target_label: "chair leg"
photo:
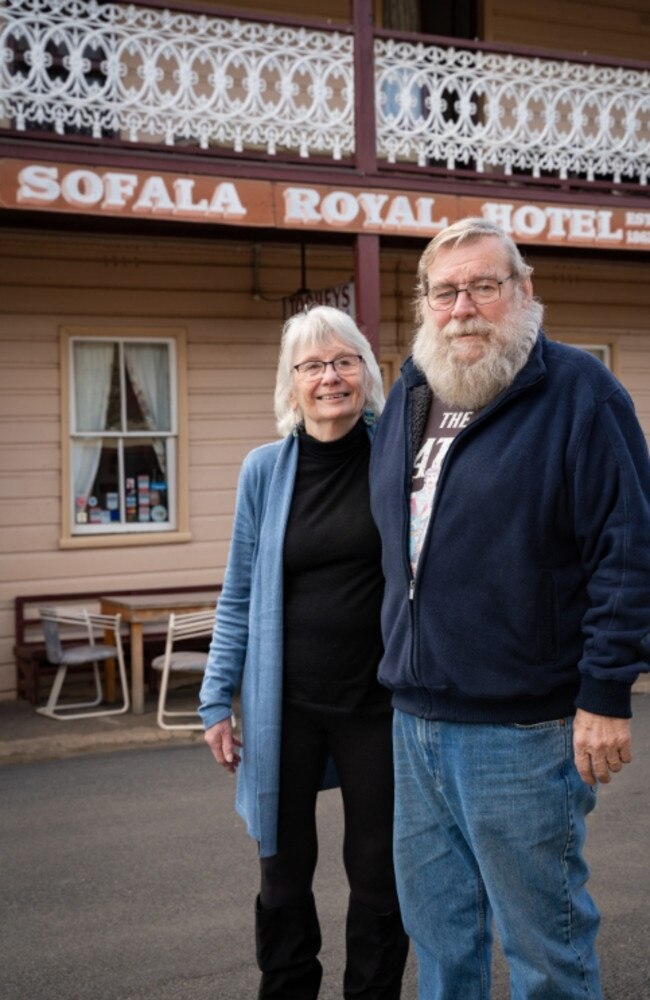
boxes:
[115,650,130,715]
[156,661,172,729]
[156,667,204,730]
[88,663,104,707]
[36,656,130,721]
[36,664,68,718]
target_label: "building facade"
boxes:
[0,0,648,698]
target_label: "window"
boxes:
[569,344,611,369]
[553,334,616,374]
[61,328,189,544]
[380,355,402,394]
[381,0,477,37]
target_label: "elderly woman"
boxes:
[199,306,408,999]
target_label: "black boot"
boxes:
[255,892,323,999]
[343,895,409,999]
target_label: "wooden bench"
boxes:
[14,585,221,705]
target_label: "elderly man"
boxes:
[369,217,650,999]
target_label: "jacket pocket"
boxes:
[536,571,559,663]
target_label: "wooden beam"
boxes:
[354,232,381,356]
[353,0,377,176]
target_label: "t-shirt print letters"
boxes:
[410,402,473,573]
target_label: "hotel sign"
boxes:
[1,158,649,251]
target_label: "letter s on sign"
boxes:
[17,165,60,204]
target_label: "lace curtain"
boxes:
[381,0,421,31]
[72,342,114,504]
[125,343,170,475]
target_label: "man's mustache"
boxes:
[442,319,495,341]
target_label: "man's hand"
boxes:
[204,716,243,774]
[573,708,632,786]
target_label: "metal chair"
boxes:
[150,609,215,730]
[37,607,130,720]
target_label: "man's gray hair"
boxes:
[274,306,385,437]
[415,217,534,324]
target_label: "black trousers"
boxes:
[260,701,398,914]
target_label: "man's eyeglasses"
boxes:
[424,275,515,311]
[293,355,364,380]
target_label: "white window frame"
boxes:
[551,329,618,375]
[380,353,402,393]
[568,343,611,368]
[60,326,190,549]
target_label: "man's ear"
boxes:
[521,275,534,300]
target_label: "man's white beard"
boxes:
[412,298,541,409]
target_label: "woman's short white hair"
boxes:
[274,306,385,437]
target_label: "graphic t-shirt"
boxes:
[409,398,475,575]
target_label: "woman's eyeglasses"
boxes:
[293,355,364,380]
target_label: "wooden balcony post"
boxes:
[353,0,377,175]
[352,0,380,357]
[354,235,381,357]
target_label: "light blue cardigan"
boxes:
[200,427,374,858]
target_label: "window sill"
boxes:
[59,531,192,550]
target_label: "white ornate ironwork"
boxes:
[1,0,648,187]
[0,0,354,158]
[376,38,649,185]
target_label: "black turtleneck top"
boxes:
[282,419,390,713]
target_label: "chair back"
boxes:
[39,607,64,664]
[168,609,217,643]
[39,606,107,663]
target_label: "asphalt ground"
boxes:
[0,685,648,999]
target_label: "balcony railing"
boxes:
[0,0,355,158]
[1,0,648,188]
[375,37,649,186]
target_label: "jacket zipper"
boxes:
[403,389,419,686]
[405,369,545,670]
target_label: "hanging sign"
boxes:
[283,281,355,319]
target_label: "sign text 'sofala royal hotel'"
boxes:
[2,160,649,250]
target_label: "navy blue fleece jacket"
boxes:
[369,333,650,724]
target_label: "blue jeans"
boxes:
[392,710,602,1000]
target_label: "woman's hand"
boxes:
[205,716,243,774]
